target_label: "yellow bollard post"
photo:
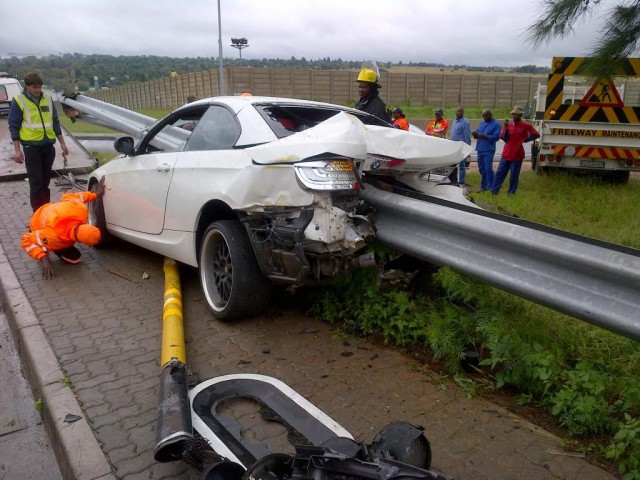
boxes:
[162,257,186,366]
[155,257,192,463]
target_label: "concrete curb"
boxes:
[0,243,115,480]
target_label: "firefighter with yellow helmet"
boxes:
[355,67,389,123]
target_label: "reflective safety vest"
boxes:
[393,117,409,131]
[21,191,98,261]
[14,92,56,142]
[425,118,449,138]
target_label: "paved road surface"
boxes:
[0,179,616,479]
[0,307,62,480]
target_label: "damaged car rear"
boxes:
[85,96,471,320]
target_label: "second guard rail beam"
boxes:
[360,186,640,341]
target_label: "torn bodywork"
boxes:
[186,374,451,480]
[242,191,376,283]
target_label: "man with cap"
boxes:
[490,106,539,195]
[355,68,389,123]
[425,108,449,138]
[21,177,105,280]
[391,107,409,130]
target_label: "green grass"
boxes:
[467,170,640,248]
[60,108,171,134]
[390,105,514,120]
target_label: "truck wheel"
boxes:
[612,171,630,184]
[87,179,113,247]
[199,220,271,321]
[531,146,539,172]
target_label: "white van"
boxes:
[0,77,22,116]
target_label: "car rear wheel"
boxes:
[87,179,112,247]
[199,220,271,321]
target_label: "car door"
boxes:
[105,107,205,234]
[163,104,246,232]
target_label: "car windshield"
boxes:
[255,103,391,139]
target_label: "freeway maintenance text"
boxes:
[551,128,640,139]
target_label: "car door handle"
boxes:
[156,164,171,173]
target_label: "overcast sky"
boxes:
[1,0,609,67]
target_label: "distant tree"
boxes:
[513,64,551,74]
[526,0,640,78]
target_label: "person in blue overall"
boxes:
[472,109,501,193]
[450,106,471,185]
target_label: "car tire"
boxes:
[199,220,271,321]
[87,180,113,248]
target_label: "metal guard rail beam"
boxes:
[53,92,156,139]
[360,186,640,341]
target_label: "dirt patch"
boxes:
[361,333,621,478]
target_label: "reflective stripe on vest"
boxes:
[15,93,56,142]
[35,231,48,252]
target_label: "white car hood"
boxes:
[249,112,368,165]
[363,126,473,172]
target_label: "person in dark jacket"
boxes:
[8,72,69,211]
[355,68,389,123]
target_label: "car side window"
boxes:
[142,108,206,154]
[184,106,240,151]
[0,86,7,101]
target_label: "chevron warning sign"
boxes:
[580,78,624,107]
[544,57,640,123]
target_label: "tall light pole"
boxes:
[217,0,225,95]
[231,38,249,66]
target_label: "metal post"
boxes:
[217,0,225,96]
[154,258,192,463]
[231,38,250,66]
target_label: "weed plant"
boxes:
[310,171,640,478]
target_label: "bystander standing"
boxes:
[472,109,501,192]
[8,72,69,212]
[391,107,409,130]
[355,68,389,123]
[425,108,448,138]
[450,106,471,185]
[491,106,539,195]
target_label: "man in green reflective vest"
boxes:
[8,72,69,211]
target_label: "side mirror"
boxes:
[524,102,533,119]
[114,136,135,155]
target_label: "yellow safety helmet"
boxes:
[357,68,378,84]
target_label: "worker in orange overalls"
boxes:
[425,108,449,138]
[21,178,104,280]
[391,107,409,131]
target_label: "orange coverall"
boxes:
[21,191,98,261]
[392,117,409,131]
[425,118,449,138]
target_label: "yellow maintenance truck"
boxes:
[527,56,640,183]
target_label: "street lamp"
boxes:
[217,0,225,95]
[231,37,249,65]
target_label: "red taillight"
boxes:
[635,160,640,167]
[539,155,546,162]
[555,156,563,162]
[387,159,405,168]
